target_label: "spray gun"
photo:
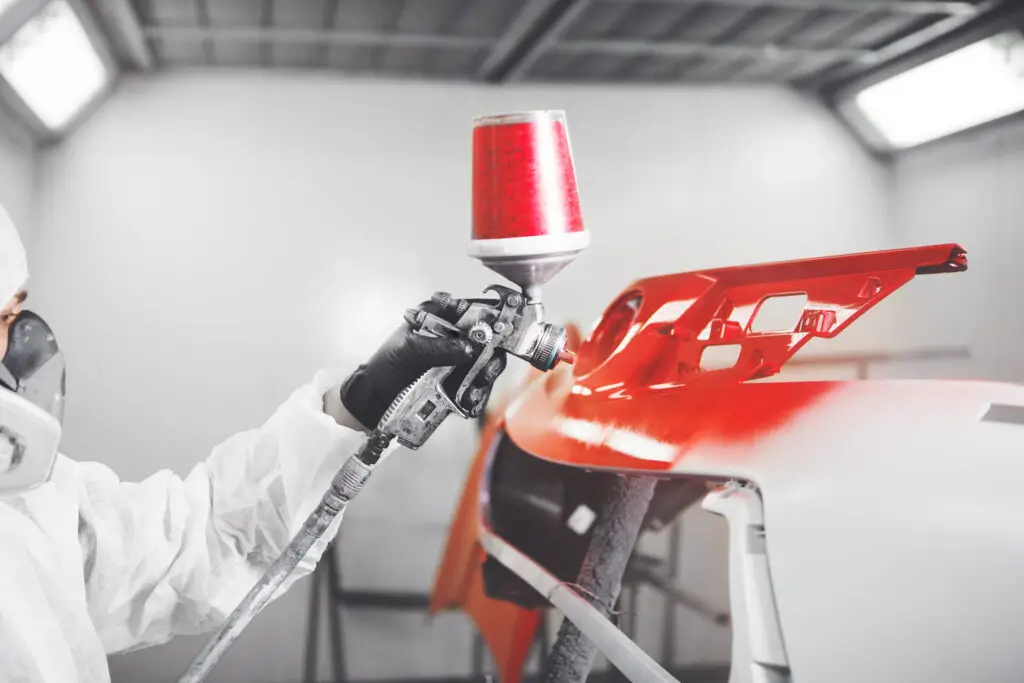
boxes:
[176,110,590,683]
[385,109,589,445]
[386,286,575,448]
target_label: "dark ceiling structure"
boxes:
[81,0,1024,99]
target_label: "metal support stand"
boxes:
[304,543,351,683]
[609,593,631,683]
[303,534,549,683]
[302,536,435,683]
[624,554,730,628]
[661,520,682,666]
[472,632,486,675]
[304,544,325,682]
[538,609,550,665]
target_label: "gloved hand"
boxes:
[336,300,507,431]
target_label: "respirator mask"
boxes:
[0,310,66,495]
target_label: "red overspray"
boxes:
[505,378,841,473]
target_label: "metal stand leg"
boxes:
[539,608,550,664]
[610,593,631,683]
[626,584,638,641]
[472,632,486,675]
[325,547,347,682]
[542,475,658,683]
[661,521,681,667]
[304,555,324,683]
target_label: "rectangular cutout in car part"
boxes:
[701,344,742,371]
[750,294,808,333]
[982,403,1024,425]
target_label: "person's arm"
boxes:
[69,299,505,654]
[70,367,363,653]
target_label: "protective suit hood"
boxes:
[0,203,29,306]
[0,202,64,495]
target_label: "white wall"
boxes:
[0,116,35,245]
[883,116,1024,383]
[30,70,893,683]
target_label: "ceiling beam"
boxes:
[0,94,39,150]
[0,67,50,143]
[476,0,592,83]
[258,0,273,68]
[800,0,1016,95]
[67,0,121,82]
[371,0,406,71]
[195,0,214,65]
[598,0,981,17]
[553,37,877,63]
[505,0,595,82]
[318,0,340,67]
[88,0,155,71]
[0,0,47,45]
[144,26,492,51]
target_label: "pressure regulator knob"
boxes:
[468,322,494,345]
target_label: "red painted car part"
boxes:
[575,243,966,385]
[506,244,967,474]
[431,244,968,682]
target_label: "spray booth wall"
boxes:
[26,71,894,683]
[882,117,1024,384]
[0,123,35,243]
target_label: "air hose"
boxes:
[176,429,395,683]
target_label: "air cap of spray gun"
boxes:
[467,111,590,298]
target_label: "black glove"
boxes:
[339,300,507,430]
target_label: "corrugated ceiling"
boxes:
[90,0,1018,93]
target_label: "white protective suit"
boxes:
[0,206,365,681]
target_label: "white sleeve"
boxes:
[67,368,365,654]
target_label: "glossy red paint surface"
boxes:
[506,244,967,472]
[471,113,584,240]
